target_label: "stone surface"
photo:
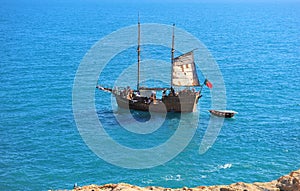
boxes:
[276,169,300,191]
[64,169,300,191]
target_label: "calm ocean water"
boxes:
[1,1,300,190]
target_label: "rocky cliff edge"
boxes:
[65,168,300,191]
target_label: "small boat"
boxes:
[209,110,238,118]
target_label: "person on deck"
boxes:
[127,89,133,100]
[150,91,156,103]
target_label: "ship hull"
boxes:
[209,110,237,118]
[114,94,200,113]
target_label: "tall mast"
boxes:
[171,24,175,87]
[137,13,141,90]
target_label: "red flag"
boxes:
[204,79,213,89]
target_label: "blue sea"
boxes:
[1,0,300,190]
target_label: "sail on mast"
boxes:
[172,51,200,86]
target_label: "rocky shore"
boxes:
[66,169,300,191]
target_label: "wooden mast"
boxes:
[137,13,141,90]
[171,24,175,88]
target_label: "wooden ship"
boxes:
[97,20,212,113]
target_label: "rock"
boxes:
[253,180,279,191]
[276,169,300,191]
[66,169,300,191]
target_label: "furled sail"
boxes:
[172,51,200,86]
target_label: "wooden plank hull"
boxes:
[115,94,200,113]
